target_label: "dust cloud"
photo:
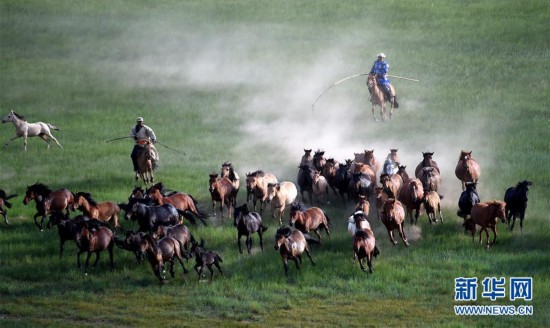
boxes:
[100,17,495,207]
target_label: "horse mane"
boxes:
[12,111,26,121]
[354,230,369,239]
[142,234,159,255]
[250,170,265,177]
[488,200,506,207]
[28,183,51,195]
[76,192,97,207]
[290,201,308,212]
[275,226,292,238]
[314,149,325,156]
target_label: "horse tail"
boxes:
[260,224,269,233]
[47,123,60,131]
[304,233,321,246]
[215,253,223,263]
[177,209,198,227]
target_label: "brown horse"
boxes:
[151,223,196,253]
[245,170,278,214]
[463,201,507,248]
[220,161,240,202]
[380,173,402,200]
[374,187,391,220]
[422,189,444,224]
[416,166,441,193]
[380,198,409,247]
[300,149,313,167]
[23,182,74,231]
[351,162,377,186]
[274,226,316,277]
[289,201,331,242]
[353,229,379,273]
[73,192,121,229]
[135,142,157,185]
[208,172,235,219]
[0,189,17,225]
[146,182,207,225]
[312,149,327,172]
[353,194,370,217]
[75,222,114,275]
[141,234,188,281]
[190,239,224,282]
[455,151,481,191]
[415,152,440,177]
[362,149,380,175]
[399,178,424,224]
[367,73,397,121]
[396,165,410,183]
[322,158,340,196]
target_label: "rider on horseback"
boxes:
[130,117,158,176]
[369,53,398,107]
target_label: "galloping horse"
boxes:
[146,182,207,226]
[366,74,397,121]
[415,152,440,177]
[380,198,409,247]
[220,161,240,202]
[0,189,17,225]
[398,178,424,224]
[297,165,314,204]
[1,110,63,151]
[233,203,268,254]
[141,234,188,281]
[135,142,157,185]
[463,201,507,248]
[73,192,121,229]
[190,239,224,282]
[75,221,114,275]
[457,182,480,221]
[246,170,278,214]
[274,226,316,277]
[289,201,331,242]
[353,229,379,273]
[312,149,327,172]
[23,182,74,230]
[455,151,481,190]
[208,172,235,219]
[504,180,533,232]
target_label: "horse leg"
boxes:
[490,226,498,247]
[314,229,322,243]
[92,251,101,268]
[169,259,176,278]
[237,233,243,254]
[108,243,114,270]
[305,247,315,266]
[438,204,444,223]
[77,250,85,268]
[398,223,409,247]
[519,211,525,232]
[84,251,94,274]
[388,229,397,245]
[46,132,63,149]
[214,261,224,277]
[246,234,253,254]
[258,231,264,252]
[211,200,216,217]
[371,104,378,122]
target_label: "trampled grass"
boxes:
[1,0,549,327]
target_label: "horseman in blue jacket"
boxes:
[369,53,398,107]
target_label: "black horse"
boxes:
[297,164,314,204]
[334,159,352,202]
[457,182,481,220]
[504,180,533,232]
[125,200,181,232]
[233,203,268,254]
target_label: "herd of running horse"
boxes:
[0,147,532,280]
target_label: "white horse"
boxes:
[1,110,63,151]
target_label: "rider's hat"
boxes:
[136,117,144,123]
[377,53,386,58]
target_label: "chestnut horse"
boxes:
[274,226,316,277]
[208,172,235,219]
[366,73,397,121]
[380,198,409,247]
[75,221,114,275]
[463,201,507,248]
[396,165,410,183]
[353,229,379,273]
[322,158,340,196]
[455,151,481,191]
[399,178,424,224]
[146,182,207,225]
[23,182,74,231]
[380,173,402,200]
[0,189,17,225]
[414,152,440,177]
[73,192,121,229]
[289,201,331,242]
[246,170,278,214]
[151,223,196,254]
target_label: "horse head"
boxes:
[274,226,292,250]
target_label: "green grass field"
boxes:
[1,1,549,327]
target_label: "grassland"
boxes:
[1,0,549,327]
